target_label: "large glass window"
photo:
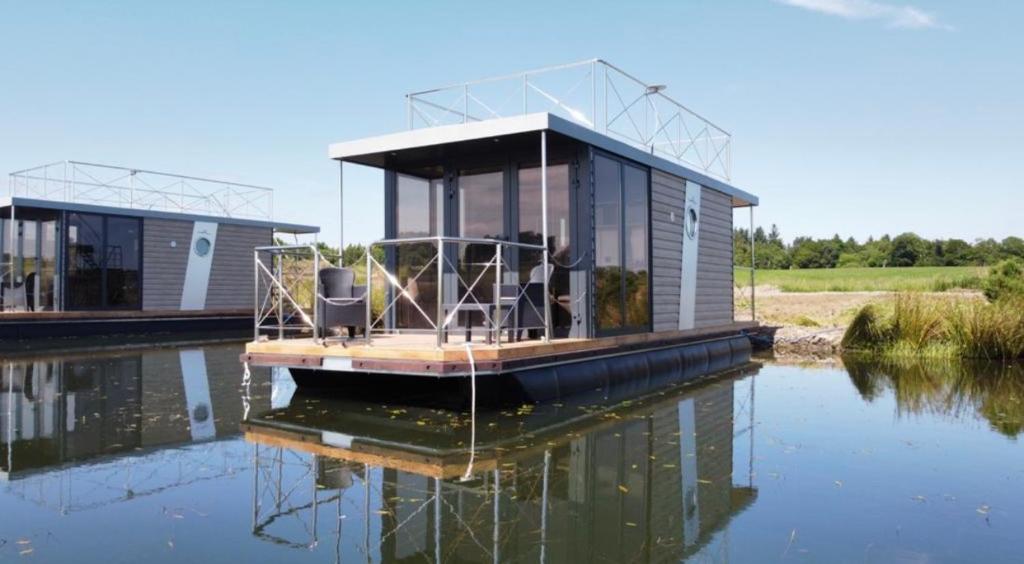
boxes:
[394,174,443,329]
[594,156,622,330]
[518,163,571,333]
[105,216,142,308]
[458,169,504,304]
[66,213,141,310]
[593,154,650,333]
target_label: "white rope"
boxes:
[460,343,478,482]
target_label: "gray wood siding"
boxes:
[695,187,734,327]
[651,170,685,332]
[142,218,191,310]
[206,224,271,309]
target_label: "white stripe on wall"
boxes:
[179,221,218,310]
[678,182,701,330]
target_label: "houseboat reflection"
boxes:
[243,363,759,562]
[0,344,271,512]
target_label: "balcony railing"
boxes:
[407,59,732,181]
[9,160,274,220]
[253,236,553,348]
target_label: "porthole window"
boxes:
[194,237,212,257]
[685,208,698,239]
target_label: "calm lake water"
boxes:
[1,343,1022,563]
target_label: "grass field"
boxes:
[735,266,988,293]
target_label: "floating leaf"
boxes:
[618,485,629,494]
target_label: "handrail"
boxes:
[406,59,732,181]
[254,237,559,348]
[371,235,545,251]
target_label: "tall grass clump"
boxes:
[842,294,1024,360]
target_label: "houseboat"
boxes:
[243,60,759,397]
[1,160,318,343]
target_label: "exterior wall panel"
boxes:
[694,187,734,327]
[206,224,271,310]
[650,170,685,331]
[142,218,191,310]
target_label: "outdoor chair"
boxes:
[317,267,367,339]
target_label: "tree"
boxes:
[889,233,929,267]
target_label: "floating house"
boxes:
[243,60,759,389]
[1,161,317,340]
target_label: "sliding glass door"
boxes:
[66,212,142,310]
[594,153,650,334]
[394,174,444,329]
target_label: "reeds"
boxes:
[842,294,1024,360]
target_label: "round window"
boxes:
[685,208,699,239]
[194,237,212,257]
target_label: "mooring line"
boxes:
[461,342,478,482]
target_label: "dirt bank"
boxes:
[736,286,983,357]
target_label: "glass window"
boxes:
[105,216,142,308]
[518,163,572,333]
[593,155,650,333]
[623,165,649,327]
[458,170,504,239]
[67,213,104,309]
[458,169,504,304]
[594,156,623,330]
[66,213,141,310]
[394,174,443,329]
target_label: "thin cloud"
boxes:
[776,0,953,30]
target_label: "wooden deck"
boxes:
[243,321,758,376]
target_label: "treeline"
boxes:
[734,226,1024,269]
[271,239,386,264]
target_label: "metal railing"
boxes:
[407,59,732,181]
[9,160,274,220]
[253,236,553,348]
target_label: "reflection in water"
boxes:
[243,364,760,562]
[845,355,1024,438]
[1,345,272,513]
[2,348,1022,562]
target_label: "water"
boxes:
[1,343,1022,563]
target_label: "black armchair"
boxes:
[317,267,368,339]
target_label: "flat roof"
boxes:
[329,112,758,207]
[0,196,319,234]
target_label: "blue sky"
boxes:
[1,0,1020,247]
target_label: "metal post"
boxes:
[434,477,442,563]
[129,170,135,208]
[540,449,551,563]
[591,60,597,129]
[253,250,260,341]
[494,243,502,347]
[749,206,756,322]
[541,131,551,343]
[407,96,413,130]
[436,237,444,349]
[523,74,528,115]
[276,254,284,340]
[313,246,320,342]
[463,84,469,123]
[8,203,15,294]
[344,158,348,264]
[492,468,501,564]
[365,247,372,345]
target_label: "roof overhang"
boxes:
[0,196,320,234]
[329,112,758,207]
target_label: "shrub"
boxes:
[983,258,1024,302]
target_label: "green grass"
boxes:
[841,294,1024,360]
[735,266,987,293]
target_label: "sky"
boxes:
[1,0,1021,247]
